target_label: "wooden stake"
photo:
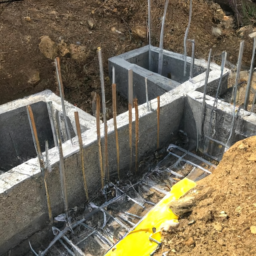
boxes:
[74,111,89,201]
[27,106,53,223]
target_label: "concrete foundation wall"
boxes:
[183,91,256,159]
[0,85,189,255]
[109,45,229,104]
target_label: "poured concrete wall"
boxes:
[109,45,229,104]
[0,77,218,255]
[183,91,256,159]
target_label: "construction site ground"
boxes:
[156,136,256,256]
[0,0,255,116]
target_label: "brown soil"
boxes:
[0,0,255,116]
[157,136,256,256]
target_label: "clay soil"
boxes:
[157,136,256,256]
[0,0,255,116]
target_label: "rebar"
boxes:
[145,77,150,112]
[112,66,115,84]
[74,111,89,201]
[200,49,212,147]
[97,47,109,182]
[129,103,133,173]
[244,37,256,110]
[96,94,104,188]
[148,0,152,71]
[46,102,58,147]
[227,41,244,146]
[157,96,160,149]
[134,98,139,174]
[55,57,72,144]
[158,0,169,75]
[128,69,133,106]
[55,111,69,215]
[184,0,193,76]
[188,39,195,79]
[26,106,53,223]
[112,83,120,180]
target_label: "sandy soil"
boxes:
[0,0,255,116]
[157,135,256,256]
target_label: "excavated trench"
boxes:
[1,46,256,256]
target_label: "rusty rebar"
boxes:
[112,84,120,180]
[129,103,133,173]
[134,98,139,174]
[157,96,160,149]
[96,95,104,188]
[74,111,89,201]
[26,106,53,223]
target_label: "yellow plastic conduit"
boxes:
[105,178,196,256]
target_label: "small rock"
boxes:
[58,40,70,57]
[213,222,223,232]
[217,238,225,246]
[39,36,58,60]
[69,44,87,62]
[27,70,40,85]
[24,16,31,22]
[132,26,147,39]
[188,220,196,225]
[235,206,242,213]
[87,19,95,30]
[184,237,195,246]
[212,27,222,37]
[160,220,179,232]
[250,226,256,234]
[169,196,195,216]
[253,203,256,207]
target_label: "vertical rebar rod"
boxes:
[227,41,244,146]
[158,0,169,75]
[112,66,115,85]
[134,98,139,174]
[145,77,150,112]
[231,41,244,105]
[97,47,108,182]
[55,111,69,215]
[157,96,160,149]
[129,103,133,173]
[184,0,193,76]
[188,39,195,79]
[46,101,58,147]
[200,49,212,145]
[96,95,104,188]
[244,37,256,110]
[74,112,89,201]
[26,106,53,223]
[128,69,133,106]
[112,83,120,180]
[55,57,72,145]
[148,0,152,71]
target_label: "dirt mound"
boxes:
[0,0,254,114]
[158,136,256,256]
